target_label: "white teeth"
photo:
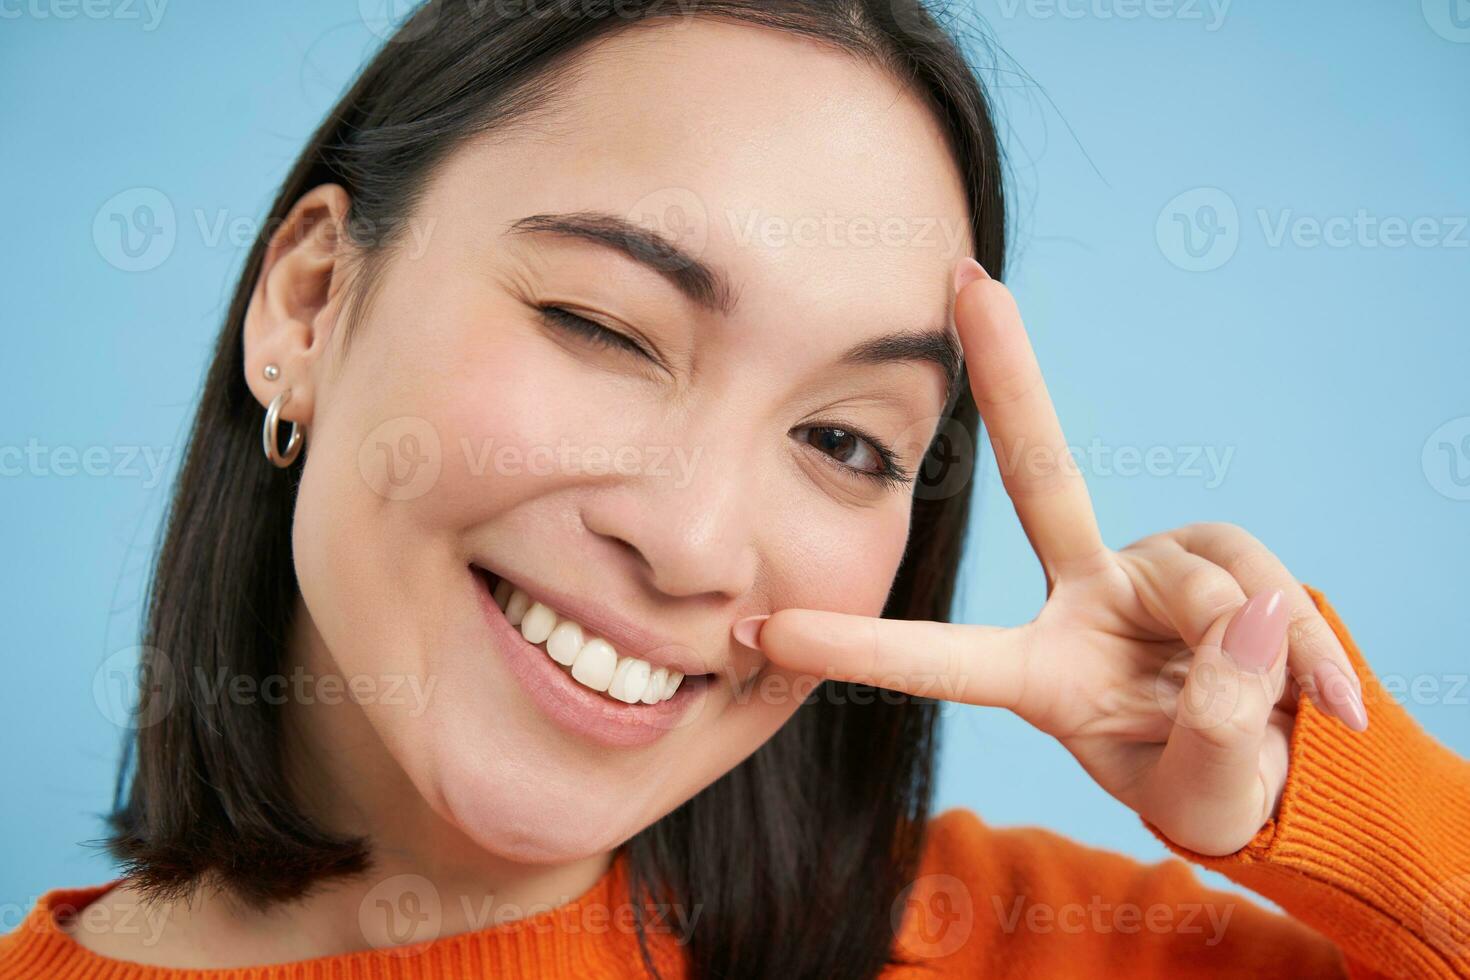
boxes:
[641,666,668,705]
[546,620,584,667]
[609,657,652,704]
[493,577,691,705]
[520,602,557,645]
[505,589,531,626]
[570,638,618,692]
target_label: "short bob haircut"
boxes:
[105,2,1006,977]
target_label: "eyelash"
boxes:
[794,425,913,489]
[536,304,652,359]
[538,304,911,490]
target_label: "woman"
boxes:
[2,1,1465,977]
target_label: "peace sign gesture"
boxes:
[737,258,1369,857]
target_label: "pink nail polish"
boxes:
[733,615,769,650]
[1221,589,1289,672]
[953,257,989,295]
[1312,660,1369,732]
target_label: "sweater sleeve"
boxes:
[895,585,1468,980]
[1138,584,1470,979]
[899,808,1353,978]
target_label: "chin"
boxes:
[433,743,653,864]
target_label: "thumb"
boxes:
[1147,588,1292,853]
[734,609,1033,710]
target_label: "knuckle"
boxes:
[1288,611,1340,658]
[1176,562,1236,617]
[1189,520,1255,549]
[1178,685,1255,748]
[1184,519,1228,538]
[1196,710,1257,751]
[1188,684,1265,747]
[1223,546,1280,585]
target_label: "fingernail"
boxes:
[1221,588,1289,672]
[1312,660,1368,732]
[732,615,769,650]
[953,257,989,295]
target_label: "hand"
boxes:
[737,258,1369,857]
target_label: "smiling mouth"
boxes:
[471,566,690,706]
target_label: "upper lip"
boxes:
[472,562,714,678]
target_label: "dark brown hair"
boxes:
[106,2,1006,977]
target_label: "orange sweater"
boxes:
[3,586,1468,979]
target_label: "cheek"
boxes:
[349,295,659,532]
[768,499,911,618]
[286,292,600,726]
[301,294,626,559]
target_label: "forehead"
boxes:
[435,16,973,330]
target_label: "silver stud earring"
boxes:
[263,363,280,381]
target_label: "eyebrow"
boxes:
[841,328,963,404]
[506,210,738,316]
[506,209,963,398]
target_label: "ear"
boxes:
[242,183,355,428]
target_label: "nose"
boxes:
[579,435,759,602]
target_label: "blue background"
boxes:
[2,1,1467,919]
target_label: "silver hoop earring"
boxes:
[263,390,303,467]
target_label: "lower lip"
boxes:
[471,568,707,748]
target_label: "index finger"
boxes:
[954,260,1107,579]
[748,608,1032,710]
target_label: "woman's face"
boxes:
[271,19,972,864]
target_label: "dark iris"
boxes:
[811,427,861,464]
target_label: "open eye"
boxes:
[536,304,652,360]
[792,424,910,488]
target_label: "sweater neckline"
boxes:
[1,852,681,978]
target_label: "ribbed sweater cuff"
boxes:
[1144,585,1470,979]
